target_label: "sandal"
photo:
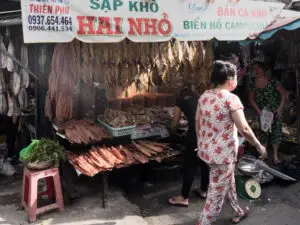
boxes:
[168,196,189,207]
[193,189,207,199]
[231,207,250,224]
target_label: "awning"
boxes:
[240,10,300,44]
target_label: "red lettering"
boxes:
[144,18,158,35]
[77,16,95,35]
[96,17,113,35]
[55,6,70,14]
[217,7,222,16]
[29,4,53,14]
[158,18,172,36]
[113,17,122,35]
[128,18,143,35]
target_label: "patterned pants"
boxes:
[198,163,244,225]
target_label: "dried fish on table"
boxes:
[126,145,149,164]
[57,120,110,144]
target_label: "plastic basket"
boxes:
[98,119,135,137]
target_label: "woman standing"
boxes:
[196,61,267,225]
[249,61,287,164]
[168,87,209,207]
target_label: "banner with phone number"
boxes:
[21,0,280,43]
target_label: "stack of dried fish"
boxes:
[56,120,110,144]
[101,105,172,128]
[65,141,174,176]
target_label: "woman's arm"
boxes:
[249,91,261,115]
[277,83,287,110]
[171,106,181,133]
[232,109,261,147]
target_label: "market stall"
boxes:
[19,0,285,207]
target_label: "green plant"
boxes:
[24,138,65,167]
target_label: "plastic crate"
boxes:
[98,119,135,137]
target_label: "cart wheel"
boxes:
[245,178,261,199]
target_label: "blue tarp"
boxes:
[240,17,300,45]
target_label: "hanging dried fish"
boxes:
[150,63,161,86]
[55,92,73,122]
[0,94,7,115]
[172,40,182,65]
[18,87,29,110]
[89,43,94,60]
[7,41,15,72]
[161,64,170,83]
[20,44,30,88]
[45,92,53,121]
[93,44,104,83]
[7,93,19,118]
[166,42,175,67]
[0,70,6,94]
[198,41,204,68]
[0,36,8,69]
[182,41,190,64]
[73,40,81,81]
[11,72,21,96]
[81,43,91,82]
[204,41,214,69]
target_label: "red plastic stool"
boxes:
[21,167,64,222]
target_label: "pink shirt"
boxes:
[197,89,244,165]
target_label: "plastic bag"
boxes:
[260,108,274,132]
[19,140,40,161]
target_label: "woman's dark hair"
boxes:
[251,61,265,70]
[210,60,237,86]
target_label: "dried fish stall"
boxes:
[44,39,214,207]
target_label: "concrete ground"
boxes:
[1,164,300,225]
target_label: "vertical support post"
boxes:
[102,172,108,208]
[296,65,300,144]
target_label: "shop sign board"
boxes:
[21,0,281,43]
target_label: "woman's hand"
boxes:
[256,144,267,159]
[257,109,262,116]
[275,107,283,119]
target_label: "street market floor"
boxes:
[1,165,300,225]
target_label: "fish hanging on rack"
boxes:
[20,44,30,88]
[0,70,6,94]
[18,87,29,111]
[0,35,8,69]
[6,41,15,72]
[81,43,91,83]
[7,93,20,120]
[11,72,21,96]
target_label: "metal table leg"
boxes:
[102,172,108,208]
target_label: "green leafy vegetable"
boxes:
[21,139,65,167]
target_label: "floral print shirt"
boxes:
[197,89,244,165]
